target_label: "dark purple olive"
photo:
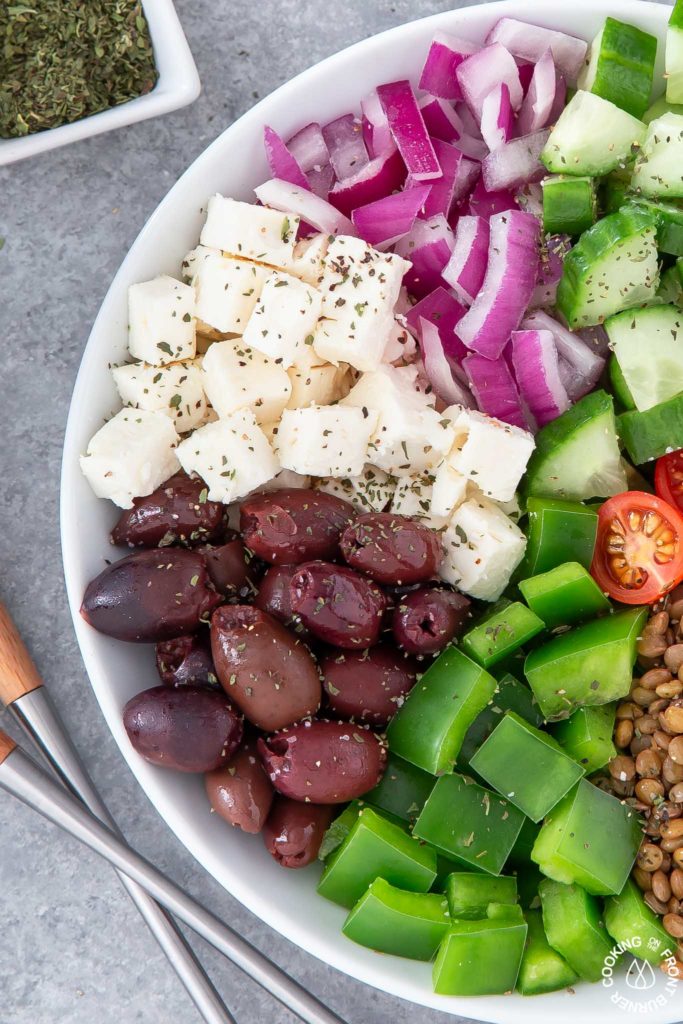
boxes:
[111,471,225,548]
[81,549,222,642]
[392,587,472,655]
[320,645,418,726]
[254,564,311,639]
[262,797,334,868]
[205,740,274,833]
[200,539,255,599]
[211,605,321,731]
[258,720,386,804]
[289,561,386,649]
[240,488,355,565]
[156,634,218,688]
[123,684,242,772]
[340,512,442,585]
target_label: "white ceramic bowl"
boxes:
[61,2,680,1021]
[0,0,199,167]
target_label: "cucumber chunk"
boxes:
[645,95,683,124]
[627,198,683,256]
[524,390,627,501]
[577,17,657,120]
[542,91,647,177]
[657,265,683,305]
[631,114,683,199]
[608,354,636,410]
[606,304,683,412]
[666,0,683,105]
[618,392,683,463]
[599,168,633,215]
[556,206,659,329]
[542,175,596,236]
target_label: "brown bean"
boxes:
[663,913,683,939]
[640,668,673,691]
[658,681,683,700]
[240,488,355,565]
[631,736,651,758]
[211,605,321,732]
[672,869,683,900]
[662,702,683,734]
[674,848,683,869]
[610,755,636,783]
[650,698,671,715]
[262,797,334,868]
[653,870,673,904]
[616,702,639,720]
[662,837,683,853]
[205,741,274,834]
[636,715,658,736]
[671,783,683,804]
[635,749,663,778]
[615,719,634,748]
[634,866,653,891]
[669,898,682,915]
[669,736,683,765]
[111,471,225,548]
[662,820,683,842]
[632,687,657,707]
[650,611,671,635]
[637,843,664,872]
[635,778,666,805]
[638,634,668,659]
[645,892,669,915]
[320,645,418,727]
[665,645,683,674]
[669,593,683,621]
[655,731,672,752]
[664,757,683,785]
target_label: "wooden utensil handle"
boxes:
[0,602,43,705]
[0,730,16,764]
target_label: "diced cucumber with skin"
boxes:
[539,878,613,982]
[550,704,617,774]
[618,392,683,463]
[667,0,683,105]
[524,390,627,502]
[604,879,674,966]
[631,114,683,199]
[599,168,632,215]
[517,909,579,996]
[606,305,683,412]
[644,95,683,124]
[577,18,657,120]
[608,354,637,410]
[656,264,683,307]
[627,198,683,256]
[556,206,659,329]
[541,91,647,177]
[542,175,596,236]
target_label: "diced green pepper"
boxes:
[458,672,542,770]
[539,877,613,981]
[531,780,642,896]
[522,497,599,576]
[550,705,617,774]
[386,647,497,775]
[363,753,434,827]
[618,393,683,464]
[414,773,525,875]
[542,175,597,236]
[517,909,579,995]
[461,602,544,669]
[318,802,363,862]
[433,903,527,995]
[524,607,647,720]
[514,863,545,909]
[519,562,611,630]
[445,872,517,919]
[604,879,674,966]
[318,807,437,908]
[343,878,450,961]
[470,711,585,822]
[508,816,542,868]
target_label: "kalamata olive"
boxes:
[340,512,442,585]
[289,562,386,648]
[254,565,311,639]
[123,684,242,772]
[320,645,418,726]
[156,634,219,688]
[258,720,386,803]
[205,740,274,833]
[240,488,355,565]
[211,605,321,731]
[262,797,334,868]
[201,539,255,599]
[111,471,225,548]
[393,587,472,655]
[81,549,222,642]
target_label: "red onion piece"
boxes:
[254,179,355,236]
[394,214,455,299]
[530,233,571,308]
[521,310,605,402]
[286,123,330,173]
[322,114,369,181]
[442,215,490,306]
[456,43,523,121]
[467,177,517,218]
[511,329,570,427]
[548,74,568,126]
[480,83,514,152]
[486,18,588,82]
[418,96,488,159]
[404,286,468,365]
[482,128,550,191]
[377,80,441,181]
[463,351,528,429]
[360,90,396,158]
[413,139,477,220]
[351,185,431,246]
[517,62,535,95]
[419,318,474,407]
[307,163,336,200]
[328,148,406,216]
[263,126,311,190]
[418,31,480,101]
[516,49,557,136]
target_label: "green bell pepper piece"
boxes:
[524,607,647,720]
[386,647,497,774]
[458,672,542,770]
[508,816,542,868]
[414,773,525,875]
[517,909,579,995]
[514,863,545,909]
[461,602,545,669]
[445,872,517,919]
[343,878,450,961]
[363,753,434,827]
[604,879,674,966]
[550,704,617,774]
[317,807,437,908]
[539,877,613,981]
[318,802,363,862]
[531,780,642,896]
[433,903,527,995]
[470,711,585,822]
[523,497,599,576]
[519,562,611,630]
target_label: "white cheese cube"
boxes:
[176,410,279,503]
[276,405,376,477]
[200,195,298,268]
[112,360,207,432]
[242,271,323,368]
[287,362,352,409]
[448,408,535,503]
[80,409,179,509]
[286,233,329,286]
[128,275,196,366]
[181,244,217,283]
[316,466,396,513]
[201,338,291,424]
[391,472,446,529]
[432,460,469,518]
[440,496,527,601]
[383,320,418,365]
[190,247,272,334]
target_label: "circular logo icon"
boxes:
[602,937,679,1013]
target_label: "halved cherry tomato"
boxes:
[591,491,683,605]
[655,451,683,513]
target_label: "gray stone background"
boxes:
[0,1,677,1023]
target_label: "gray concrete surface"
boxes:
[0,1,676,1023]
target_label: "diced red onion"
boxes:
[549,74,568,125]
[480,83,514,152]
[517,62,535,95]
[516,182,544,218]
[463,351,528,428]
[455,102,483,138]
[467,177,517,217]
[418,32,480,101]
[286,123,329,173]
[405,286,468,366]
[254,178,356,236]
[522,310,605,401]
[328,148,406,216]
[516,49,557,136]
[360,90,395,158]
[322,114,369,181]
[394,214,455,299]
[412,140,477,220]
[307,162,335,200]
[419,318,474,407]
[530,233,571,308]
[456,44,523,121]
[442,215,490,306]
[263,126,310,190]
[511,329,570,427]
[579,324,610,359]
[377,80,441,181]
[419,96,488,159]
[482,128,550,191]
[486,18,588,82]
[457,210,541,359]
[351,185,431,246]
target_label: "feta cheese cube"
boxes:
[189,246,272,334]
[313,235,411,371]
[112,360,207,432]
[432,460,469,518]
[200,195,298,268]
[80,409,179,509]
[276,405,376,477]
[242,271,323,368]
[181,244,217,283]
[176,410,279,503]
[286,232,329,286]
[383,320,418,365]
[440,496,527,601]
[316,466,396,513]
[391,472,447,529]
[128,275,196,366]
[201,338,291,424]
[287,362,352,409]
[448,408,535,503]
